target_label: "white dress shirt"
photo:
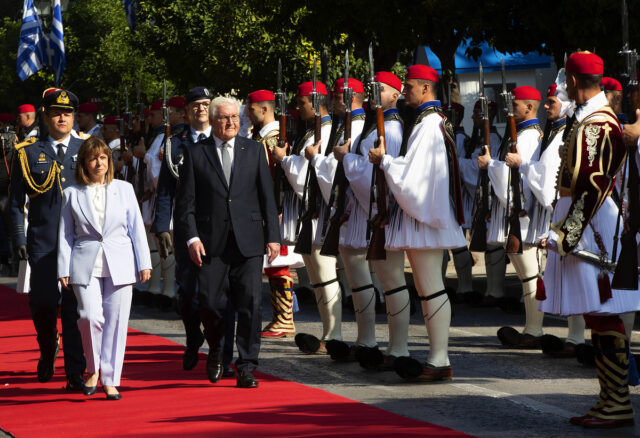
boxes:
[212,134,235,171]
[187,134,236,247]
[191,126,212,143]
[88,183,110,277]
[48,134,71,156]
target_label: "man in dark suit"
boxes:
[10,89,86,390]
[176,96,280,388]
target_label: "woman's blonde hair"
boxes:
[75,137,114,185]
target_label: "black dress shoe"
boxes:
[37,335,60,383]
[183,338,204,371]
[206,353,223,383]
[222,364,235,378]
[236,370,258,388]
[83,384,98,396]
[65,374,85,391]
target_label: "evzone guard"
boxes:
[540,51,639,429]
[369,65,466,381]
[245,89,303,339]
[332,70,411,370]
[272,76,341,354]
[478,84,547,348]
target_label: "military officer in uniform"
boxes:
[9,89,86,390]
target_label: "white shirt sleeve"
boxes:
[380,114,456,228]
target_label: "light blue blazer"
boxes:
[58,179,152,287]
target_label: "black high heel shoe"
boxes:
[103,386,121,401]
[83,384,98,396]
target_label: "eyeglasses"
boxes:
[216,115,239,123]
[193,102,210,109]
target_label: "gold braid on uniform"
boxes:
[15,138,63,198]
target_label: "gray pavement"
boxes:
[3,259,640,437]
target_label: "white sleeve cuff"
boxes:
[187,237,201,248]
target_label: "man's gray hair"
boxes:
[209,96,241,119]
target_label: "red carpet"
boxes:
[0,285,470,437]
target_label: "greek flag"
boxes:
[123,0,136,32]
[49,0,66,86]
[16,0,47,82]
[49,0,66,87]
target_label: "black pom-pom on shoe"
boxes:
[326,340,351,361]
[356,346,383,370]
[295,333,321,354]
[394,356,422,379]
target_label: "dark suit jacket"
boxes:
[10,136,82,256]
[175,135,280,258]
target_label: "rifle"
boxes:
[273,58,288,211]
[133,83,146,198]
[294,57,321,255]
[366,43,388,261]
[501,59,523,254]
[320,49,352,256]
[469,62,491,252]
[612,0,640,289]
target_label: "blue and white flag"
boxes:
[16,0,47,82]
[49,0,66,86]
[123,0,136,32]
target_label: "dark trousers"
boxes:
[29,252,85,376]
[198,232,262,373]
[176,243,235,362]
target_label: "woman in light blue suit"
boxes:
[58,137,151,400]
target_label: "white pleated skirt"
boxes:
[385,197,467,250]
[486,200,531,245]
[524,202,552,246]
[340,193,369,250]
[540,196,640,316]
[281,191,301,246]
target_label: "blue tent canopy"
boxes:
[417,40,552,73]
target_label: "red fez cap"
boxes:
[103,115,119,125]
[546,84,558,97]
[0,113,14,123]
[248,90,275,103]
[333,78,365,94]
[297,81,328,96]
[374,72,402,91]
[601,77,622,92]
[18,104,36,114]
[78,102,99,113]
[167,96,185,108]
[566,51,604,75]
[406,65,439,83]
[150,100,163,111]
[512,86,541,101]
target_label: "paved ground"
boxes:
[3,256,640,437]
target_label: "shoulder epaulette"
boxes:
[15,137,36,151]
[76,131,91,140]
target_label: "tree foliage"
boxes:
[1,0,640,114]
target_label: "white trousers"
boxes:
[73,276,132,386]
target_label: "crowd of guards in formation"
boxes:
[3,46,640,427]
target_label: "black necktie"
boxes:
[197,133,206,142]
[56,143,65,161]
